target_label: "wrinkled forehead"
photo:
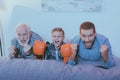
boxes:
[52,31,64,37]
[16,24,29,33]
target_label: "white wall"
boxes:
[0,0,120,57]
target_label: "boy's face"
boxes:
[52,31,64,47]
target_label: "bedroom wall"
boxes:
[0,0,120,57]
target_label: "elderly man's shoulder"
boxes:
[30,31,40,37]
[11,37,18,42]
[31,31,43,40]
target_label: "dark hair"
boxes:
[52,27,65,36]
[80,22,96,33]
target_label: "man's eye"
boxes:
[89,34,93,37]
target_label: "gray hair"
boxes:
[15,23,31,32]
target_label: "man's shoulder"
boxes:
[31,31,40,37]
[11,38,18,42]
[11,38,20,46]
[96,33,109,44]
[31,31,43,41]
[96,33,108,40]
[71,35,81,44]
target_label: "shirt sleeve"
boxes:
[32,31,43,40]
[70,35,80,44]
[68,35,80,65]
[103,38,115,68]
[11,38,17,47]
[68,58,76,65]
[29,31,44,46]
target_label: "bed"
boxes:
[0,56,120,80]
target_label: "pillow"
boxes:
[71,64,109,80]
[0,58,72,80]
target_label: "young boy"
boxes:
[45,27,65,60]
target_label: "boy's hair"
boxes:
[52,27,65,36]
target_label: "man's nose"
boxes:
[20,36,24,40]
[85,37,89,42]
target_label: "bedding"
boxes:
[0,56,119,80]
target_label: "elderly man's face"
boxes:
[16,27,30,44]
[80,28,96,49]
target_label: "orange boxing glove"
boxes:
[33,40,47,56]
[60,43,72,63]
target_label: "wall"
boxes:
[0,0,120,57]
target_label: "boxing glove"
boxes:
[60,43,72,63]
[33,40,46,56]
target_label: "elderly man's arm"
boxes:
[23,43,32,55]
[8,45,16,58]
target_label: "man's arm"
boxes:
[28,31,44,56]
[68,44,78,65]
[101,39,115,68]
[68,36,80,65]
[100,45,108,62]
[8,38,18,59]
[23,43,32,56]
[8,45,16,59]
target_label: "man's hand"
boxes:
[100,45,108,62]
[8,45,16,58]
[70,44,78,61]
[23,43,32,55]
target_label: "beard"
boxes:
[83,41,94,49]
[17,37,30,46]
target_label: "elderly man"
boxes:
[68,21,115,68]
[8,23,43,59]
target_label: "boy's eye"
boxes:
[58,36,61,38]
[23,33,27,36]
[53,35,56,37]
[82,35,86,37]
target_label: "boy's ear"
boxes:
[62,36,65,41]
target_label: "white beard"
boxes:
[17,37,30,46]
